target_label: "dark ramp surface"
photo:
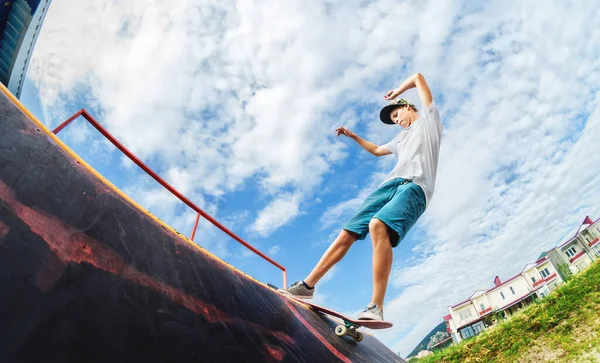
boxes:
[0,86,405,363]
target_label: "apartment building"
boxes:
[443,216,599,345]
[543,216,600,277]
[444,256,562,344]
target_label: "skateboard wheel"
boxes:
[335,325,347,337]
[353,332,363,342]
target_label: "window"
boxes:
[461,322,485,340]
[586,236,592,242]
[480,303,485,311]
[510,287,515,294]
[472,321,485,335]
[565,246,577,258]
[459,309,473,321]
[460,326,474,340]
[500,292,505,300]
[531,276,537,283]
[540,268,550,278]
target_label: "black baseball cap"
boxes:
[379,98,415,125]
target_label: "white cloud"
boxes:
[26,0,600,357]
[318,265,340,285]
[27,0,441,239]
[268,245,280,256]
[319,175,381,231]
[250,193,303,237]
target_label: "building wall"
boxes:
[536,260,557,279]
[451,304,478,328]
[472,294,492,316]
[535,260,563,290]
[487,276,530,310]
[0,0,52,98]
[560,238,595,274]
[522,267,542,289]
[581,222,600,259]
[546,248,570,280]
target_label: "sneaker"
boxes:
[277,281,314,299]
[357,303,384,321]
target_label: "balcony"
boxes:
[569,251,586,263]
[543,273,557,282]
[479,307,492,316]
[532,279,545,288]
[589,238,599,248]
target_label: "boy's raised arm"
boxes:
[336,127,392,157]
[384,72,433,109]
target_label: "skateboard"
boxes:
[283,295,393,342]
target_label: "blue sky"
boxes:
[21,0,600,357]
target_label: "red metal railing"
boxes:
[543,273,557,282]
[53,109,287,288]
[569,251,585,263]
[478,307,492,316]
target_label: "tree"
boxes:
[557,263,573,282]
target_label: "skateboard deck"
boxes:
[283,295,392,342]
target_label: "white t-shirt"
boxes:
[382,101,443,208]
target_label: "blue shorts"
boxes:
[343,178,426,247]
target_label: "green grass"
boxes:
[419,260,600,363]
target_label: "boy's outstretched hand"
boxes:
[336,126,355,138]
[383,88,402,100]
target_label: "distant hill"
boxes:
[406,321,447,358]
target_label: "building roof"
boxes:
[559,237,578,250]
[469,290,487,300]
[521,262,537,274]
[450,298,472,309]
[486,273,522,294]
[536,258,550,267]
[558,216,599,249]
[574,216,597,236]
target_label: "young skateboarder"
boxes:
[278,72,443,321]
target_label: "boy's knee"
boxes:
[338,229,358,246]
[369,218,387,234]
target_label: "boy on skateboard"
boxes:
[279,72,443,322]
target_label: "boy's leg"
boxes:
[358,180,426,321]
[355,218,394,321]
[277,229,357,299]
[304,181,398,287]
[368,218,393,309]
[303,229,358,287]
[278,181,396,299]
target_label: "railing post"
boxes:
[52,109,84,134]
[282,269,287,289]
[190,213,201,241]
